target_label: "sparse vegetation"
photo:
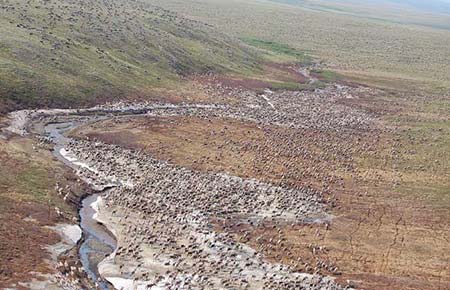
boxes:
[0,137,80,288]
[270,0,450,31]
[152,0,450,92]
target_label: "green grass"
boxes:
[311,69,341,82]
[241,38,312,64]
[0,162,51,202]
[0,141,74,212]
[269,81,304,90]
[0,0,261,113]
[15,167,53,202]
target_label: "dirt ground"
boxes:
[71,96,450,290]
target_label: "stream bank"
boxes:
[43,117,118,289]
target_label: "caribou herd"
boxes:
[8,83,378,289]
[59,84,376,289]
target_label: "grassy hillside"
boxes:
[152,0,450,93]
[0,0,260,113]
[3,0,450,114]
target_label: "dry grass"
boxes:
[71,115,364,190]
[152,0,450,92]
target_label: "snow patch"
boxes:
[59,148,99,174]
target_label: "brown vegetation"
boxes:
[0,136,81,288]
[190,63,310,93]
[71,115,364,190]
[0,198,60,287]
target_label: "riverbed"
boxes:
[79,194,116,290]
[5,99,357,290]
[43,117,118,289]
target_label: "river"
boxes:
[43,118,118,289]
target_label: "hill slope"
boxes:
[0,0,259,113]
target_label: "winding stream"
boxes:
[43,118,118,289]
[5,92,356,290]
[79,193,116,290]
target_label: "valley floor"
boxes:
[1,71,449,290]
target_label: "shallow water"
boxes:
[79,194,116,290]
[44,119,117,289]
